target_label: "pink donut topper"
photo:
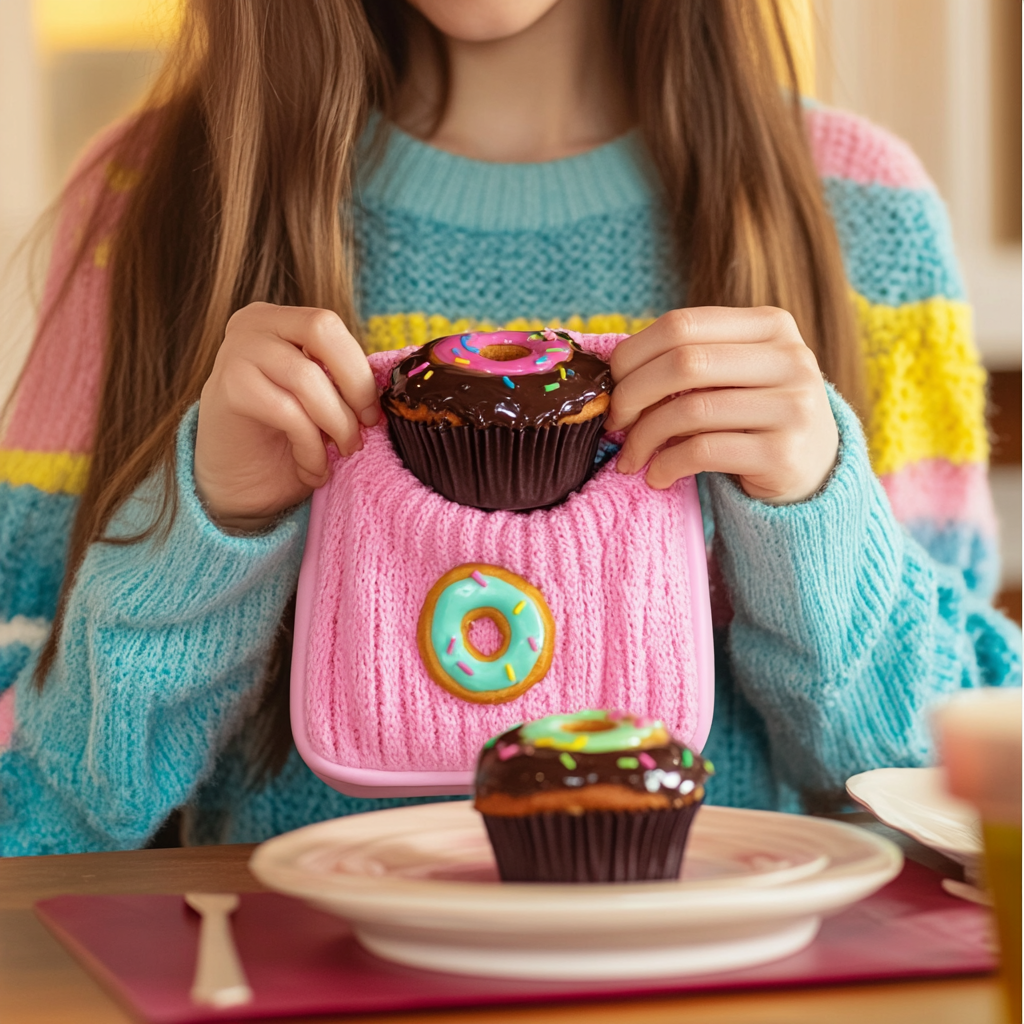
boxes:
[433,328,575,377]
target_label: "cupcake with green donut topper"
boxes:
[474,709,712,883]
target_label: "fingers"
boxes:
[606,306,808,432]
[232,303,380,427]
[611,306,798,379]
[643,432,779,491]
[607,343,797,432]
[236,365,334,488]
[251,334,363,456]
[616,388,785,474]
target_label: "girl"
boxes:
[0,0,1018,853]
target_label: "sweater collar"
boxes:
[356,118,657,231]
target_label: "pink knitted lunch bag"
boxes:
[291,333,714,797]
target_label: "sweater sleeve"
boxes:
[808,104,996,598]
[0,405,309,855]
[1,122,135,698]
[706,387,1021,809]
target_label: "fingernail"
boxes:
[341,436,364,458]
[616,457,634,475]
[359,404,380,427]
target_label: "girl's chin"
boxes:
[404,0,566,44]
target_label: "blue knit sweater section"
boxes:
[0,123,1019,854]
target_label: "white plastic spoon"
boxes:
[184,892,254,1007]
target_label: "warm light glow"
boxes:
[31,0,814,92]
[764,0,816,98]
[34,0,182,52]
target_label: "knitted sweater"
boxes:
[0,108,1019,853]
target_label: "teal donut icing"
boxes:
[519,709,667,752]
[430,572,546,693]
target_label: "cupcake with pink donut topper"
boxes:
[382,328,612,511]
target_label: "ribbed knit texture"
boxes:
[302,339,702,773]
[0,105,1019,854]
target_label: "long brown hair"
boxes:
[30,0,858,780]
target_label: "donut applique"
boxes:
[417,563,556,704]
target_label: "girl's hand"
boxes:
[194,302,380,533]
[605,306,839,504]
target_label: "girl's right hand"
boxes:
[194,302,380,533]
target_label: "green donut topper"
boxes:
[518,709,669,753]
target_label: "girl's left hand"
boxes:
[604,306,839,505]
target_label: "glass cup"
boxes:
[933,688,1022,1024]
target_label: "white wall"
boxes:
[0,0,47,410]
[815,0,1022,370]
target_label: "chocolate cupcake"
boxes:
[382,329,612,511]
[475,710,712,883]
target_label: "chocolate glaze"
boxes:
[475,724,711,808]
[383,334,613,430]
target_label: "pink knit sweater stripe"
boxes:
[880,460,997,537]
[3,126,128,456]
[805,106,934,191]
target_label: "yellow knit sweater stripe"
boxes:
[0,292,988,496]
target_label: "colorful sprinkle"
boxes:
[681,749,694,768]
[454,356,471,365]
[617,756,639,770]
[483,736,498,750]
[544,383,560,392]
[566,368,576,377]
[559,753,577,771]
[559,365,566,379]
[545,348,569,353]
[471,570,488,588]
[497,743,521,761]
[704,759,715,774]
[423,370,434,380]
[502,375,515,389]
[639,752,657,770]
[446,636,456,655]
[407,361,430,377]
[461,340,480,353]
[513,600,527,615]
[505,663,516,682]
[528,636,539,651]
[456,661,474,676]
[535,356,549,365]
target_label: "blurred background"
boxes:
[0,0,1020,619]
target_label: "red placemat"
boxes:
[36,860,996,1024]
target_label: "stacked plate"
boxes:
[250,802,902,980]
[847,767,983,880]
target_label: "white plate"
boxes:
[249,802,902,981]
[846,767,983,874]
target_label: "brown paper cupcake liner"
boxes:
[387,414,606,512]
[481,802,702,883]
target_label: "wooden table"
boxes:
[0,843,1005,1024]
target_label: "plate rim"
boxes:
[249,802,902,921]
[845,766,983,861]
